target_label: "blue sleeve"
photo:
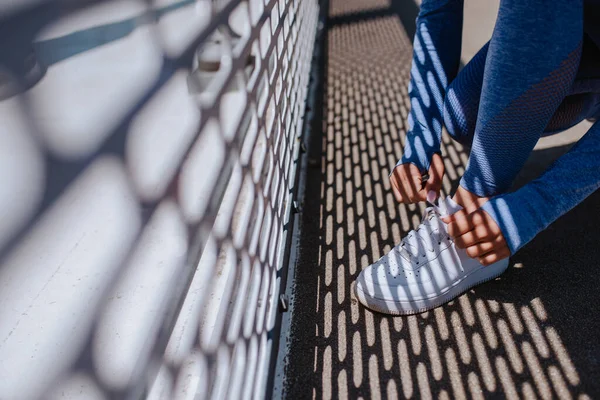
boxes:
[482,120,600,254]
[398,0,464,172]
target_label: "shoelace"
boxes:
[395,204,448,262]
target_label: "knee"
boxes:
[443,84,476,146]
[443,87,466,140]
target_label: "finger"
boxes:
[398,170,418,203]
[454,225,496,249]
[415,188,428,202]
[408,165,428,202]
[445,209,489,237]
[424,179,442,200]
[478,248,510,266]
[425,154,445,195]
[390,176,404,203]
[396,173,413,203]
[413,171,429,202]
[442,208,469,224]
[413,184,428,203]
[390,169,408,201]
[444,210,473,237]
[465,235,505,258]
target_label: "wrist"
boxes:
[452,184,491,214]
[399,150,441,174]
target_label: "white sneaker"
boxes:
[354,196,509,315]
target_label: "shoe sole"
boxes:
[354,259,509,316]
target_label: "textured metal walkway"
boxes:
[282,0,600,398]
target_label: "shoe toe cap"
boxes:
[355,258,445,303]
[355,261,409,300]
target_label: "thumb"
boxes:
[441,208,468,223]
[425,153,444,196]
[408,164,428,202]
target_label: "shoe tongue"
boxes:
[434,196,463,217]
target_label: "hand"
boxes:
[442,208,510,266]
[390,153,445,203]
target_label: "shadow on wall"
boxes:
[0,0,193,97]
[283,0,600,398]
[32,0,195,67]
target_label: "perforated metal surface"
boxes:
[328,0,390,17]
[0,0,318,399]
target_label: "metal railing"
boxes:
[0,0,319,398]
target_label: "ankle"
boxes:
[452,185,491,213]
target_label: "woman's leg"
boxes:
[457,0,583,197]
[442,42,488,146]
[544,93,600,134]
[443,40,599,148]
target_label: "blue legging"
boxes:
[444,42,600,148]
[399,0,600,254]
